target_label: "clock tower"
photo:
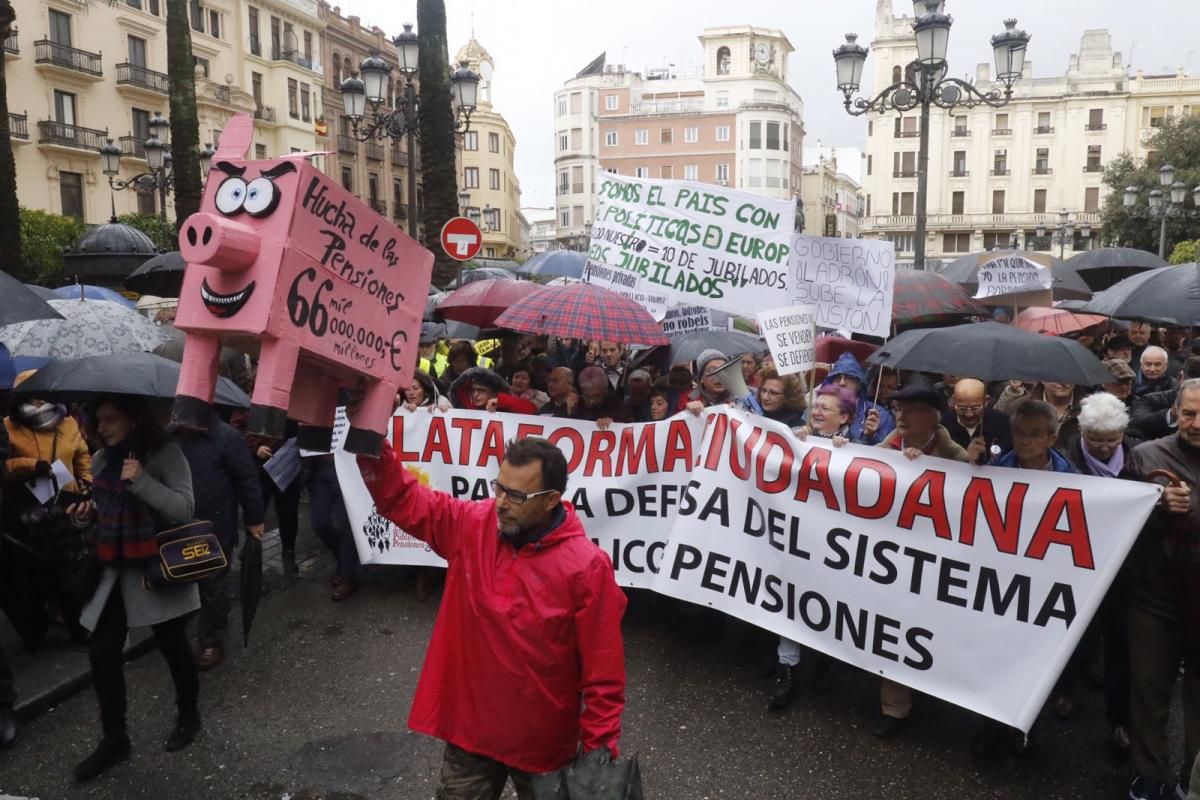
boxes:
[699,27,791,82]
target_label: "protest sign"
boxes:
[757,305,815,375]
[788,236,895,338]
[660,305,714,338]
[974,254,1053,299]
[335,407,1159,732]
[584,172,794,318]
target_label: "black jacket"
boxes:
[941,408,1013,464]
[176,419,265,547]
[1130,389,1176,441]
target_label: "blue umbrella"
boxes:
[517,250,587,279]
[53,284,136,308]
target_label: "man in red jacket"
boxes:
[359,437,627,799]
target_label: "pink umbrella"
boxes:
[436,279,543,329]
[1016,307,1108,337]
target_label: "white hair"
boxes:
[1077,392,1130,435]
[1141,345,1168,364]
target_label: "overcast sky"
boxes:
[334,0,1199,208]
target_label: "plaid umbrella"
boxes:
[892,270,986,326]
[495,283,668,345]
[1015,307,1108,336]
[437,279,542,328]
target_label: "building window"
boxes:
[684,127,698,143]
[1034,188,1047,213]
[558,170,569,196]
[136,186,155,215]
[1085,186,1101,212]
[131,108,150,140]
[560,208,570,227]
[888,232,914,253]
[485,247,496,258]
[300,83,310,122]
[951,191,964,215]
[488,132,499,153]
[189,0,203,32]
[684,164,698,181]
[569,92,581,114]
[48,9,71,45]
[716,91,729,108]
[894,151,916,177]
[765,122,781,150]
[127,35,147,67]
[287,78,298,118]
[558,132,568,152]
[951,150,966,175]
[53,90,76,125]
[1086,144,1102,171]
[1036,111,1051,132]
[993,149,1008,175]
[943,232,971,253]
[661,165,673,179]
[867,120,874,137]
[464,131,478,150]
[993,112,1010,133]
[635,166,648,178]
[749,121,761,149]
[148,0,159,15]
[605,94,618,111]
[1145,105,1171,128]
[570,128,582,149]
[393,178,403,207]
[1035,147,1050,173]
[716,125,730,142]
[193,55,210,77]
[605,131,618,147]
[1088,108,1104,130]
[489,168,500,190]
[983,232,1013,250]
[953,115,967,135]
[341,166,353,191]
[716,45,731,75]
[572,205,584,226]
[892,65,903,83]
[866,195,871,216]
[866,155,872,176]
[716,163,729,184]
[635,129,648,145]
[660,127,672,144]
[557,96,567,116]
[368,173,379,203]
[900,192,914,215]
[256,144,267,159]
[605,168,618,175]
[208,9,220,38]
[464,167,479,188]
[248,6,260,55]
[60,171,83,220]
[303,31,312,63]
[571,165,583,194]
[992,190,1006,214]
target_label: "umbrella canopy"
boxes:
[0,298,170,359]
[495,282,668,346]
[443,266,518,290]
[23,283,59,302]
[1077,262,1200,325]
[867,322,1114,386]
[1063,247,1167,293]
[666,330,767,366]
[12,352,250,408]
[424,290,449,320]
[240,536,263,647]
[892,270,986,326]
[1015,307,1108,337]
[124,251,186,297]
[516,250,587,279]
[0,271,64,327]
[937,251,1091,301]
[52,284,136,307]
[438,279,543,328]
[815,335,879,366]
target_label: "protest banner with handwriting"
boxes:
[788,236,895,338]
[758,305,816,375]
[974,254,1053,299]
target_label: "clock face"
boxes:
[755,43,770,64]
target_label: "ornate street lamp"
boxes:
[833,4,1031,269]
[1123,165,1200,258]
[99,112,209,223]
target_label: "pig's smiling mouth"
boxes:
[201,278,255,318]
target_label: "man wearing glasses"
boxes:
[942,378,1012,465]
[359,437,627,800]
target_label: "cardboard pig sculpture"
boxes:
[171,113,433,455]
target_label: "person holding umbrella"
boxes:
[68,395,200,781]
[819,353,894,446]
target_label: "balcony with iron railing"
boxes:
[1032,166,1053,175]
[990,168,1011,176]
[1034,125,1054,134]
[392,202,408,221]
[391,147,408,167]
[38,119,107,151]
[991,128,1012,136]
[892,170,917,178]
[116,62,169,94]
[1084,163,1104,173]
[1085,123,1107,131]
[119,135,146,158]
[34,39,102,77]
[894,129,921,138]
[949,169,969,177]
[8,113,28,139]
[951,128,970,137]
[369,198,386,216]
[254,104,277,123]
[337,134,356,154]
[274,47,316,72]
[214,84,231,103]
[366,142,383,161]
[4,29,18,56]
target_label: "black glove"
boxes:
[34,460,53,478]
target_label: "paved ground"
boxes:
[0,553,1186,800]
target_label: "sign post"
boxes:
[440,216,484,262]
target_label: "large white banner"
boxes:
[336,408,1160,732]
[584,172,794,318]
[788,236,896,338]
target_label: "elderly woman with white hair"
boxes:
[1061,391,1140,757]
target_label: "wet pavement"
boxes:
[0,564,1186,800]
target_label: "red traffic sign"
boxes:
[440,216,483,262]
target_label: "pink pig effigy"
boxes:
[171,113,433,456]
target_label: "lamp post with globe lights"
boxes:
[1122,164,1200,259]
[99,113,215,223]
[833,2,1031,269]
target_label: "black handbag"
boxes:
[565,753,644,800]
[143,520,227,590]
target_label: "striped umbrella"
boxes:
[892,269,986,326]
[495,283,668,345]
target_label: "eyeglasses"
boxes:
[490,479,555,506]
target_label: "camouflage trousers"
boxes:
[435,743,567,800]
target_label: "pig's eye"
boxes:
[243,177,280,218]
[214,177,248,215]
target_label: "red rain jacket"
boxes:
[362,444,628,773]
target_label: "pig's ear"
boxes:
[213,113,255,161]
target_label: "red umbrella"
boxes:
[494,283,668,345]
[436,279,542,329]
[892,270,986,326]
[1015,307,1108,336]
[815,335,878,366]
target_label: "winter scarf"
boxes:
[16,401,66,431]
[1082,439,1125,479]
[91,433,162,562]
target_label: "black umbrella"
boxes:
[12,352,251,408]
[124,251,186,297]
[1077,262,1200,325]
[1062,247,1168,293]
[23,283,59,301]
[667,330,767,366]
[867,322,1114,385]
[937,251,1092,301]
[0,272,64,326]
[240,535,263,647]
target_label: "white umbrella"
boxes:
[0,298,172,359]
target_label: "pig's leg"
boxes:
[289,360,338,452]
[172,332,221,430]
[345,379,398,457]
[247,337,299,439]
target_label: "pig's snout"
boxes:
[179,213,259,271]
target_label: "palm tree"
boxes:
[166,0,201,227]
[0,0,24,273]
[417,0,460,287]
